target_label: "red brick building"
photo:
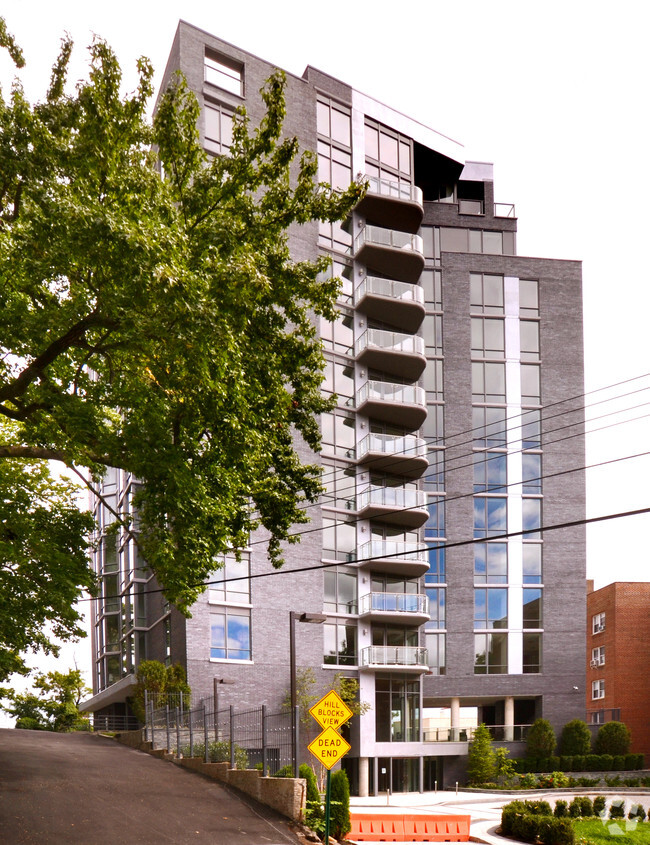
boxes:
[586,581,650,762]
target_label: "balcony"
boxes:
[355,329,426,380]
[423,724,531,743]
[356,433,428,478]
[356,485,428,528]
[360,645,428,672]
[354,226,424,283]
[355,275,425,334]
[355,176,423,233]
[356,380,427,430]
[353,540,429,577]
[359,591,429,624]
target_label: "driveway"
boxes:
[0,728,302,845]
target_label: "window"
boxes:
[473,406,507,448]
[364,120,412,180]
[425,498,445,539]
[473,497,507,538]
[522,498,542,539]
[523,588,543,628]
[474,589,508,629]
[519,279,539,317]
[209,554,250,604]
[324,622,357,665]
[522,453,542,493]
[470,273,504,314]
[472,317,505,359]
[520,321,540,361]
[204,103,234,155]
[423,358,444,402]
[521,364,541,404]
[319,310,354,353]
[592,679,605,700]
[474,633,508,674]
[204,51,243,96]
[321,412,356,458]
[322,361,355,403]
[318,140,352,191]
[425,588,446,629]
[375,676,420,741]
[322,465,356,510]
[322,517,356,561]
[522,545,542,583]
[473,452,507,493]
[591,646,605,667]
[424,314,443,355]
[324,569,357,614]
[592,612,606,634]
[474,543,508,583]
[425,632,446,675]
[468,229,515,255]
[420,267,442,310]
[317,100,351,146]
[523,633,542,673]
[426,545,446,583]
[472,362,506,402]
[521,409,542,449]
[210,609,251,660]
[425,448,445,493]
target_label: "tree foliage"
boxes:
[129,660,191,723]
[0,17,364,678]
[594,721,631,756]
[466,723,496,784]
[559,719,592,756]
[526,718,557,759]
[1,667,90,731]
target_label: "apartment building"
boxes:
[587,581,650,763]
[83,20,587,793]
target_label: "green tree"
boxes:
[526,718,557,759]
[1,667,90,730]
[594,721,631,756]
[0,20,363,671]
[559,719,591,756]
[467,723,496,784]
[495,746,516,784]
[329,769,351,840]
[129,660,190,723]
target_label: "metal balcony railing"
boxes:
[366,175,423,206]
[356,380,426,408]
[360,645,428,668]
[355,275,425,307]
[359,591,428,615]
[354,225,424,256]
[357,433,427,461]
[356,485,426,512]
[423,724,531,743]
[355,329,425,359]
[494,203,516,218]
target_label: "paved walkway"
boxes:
[0,728,302,845]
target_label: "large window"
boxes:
[523,633,542,673]
[474,543,508,583]
[425,632,446,675]
[472,317,505,359]
[591,646,605,667]
[375,676,420,742]
[324,622,357,665]
[322,517,356,561]
[473,452,507,493]
[425,588,446,629]
[472,362,506,402]
[474,588,508,629]
[473,497,507,538]
[204,103,233,155]
[522,545,542,583]
[204,51,243,96]
[473,406,507,448]
[209,554,250,604]
[364,120,412,182]
[470,273,504,314]
[324,569,357,614]
[474,633,508,674]
[321,412,356,458]
[522,498,542,539]
[592,612,606,634]
[523,588,543,628]
[210,609,251,660]
[592,679,605,700]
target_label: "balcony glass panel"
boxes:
[366,175,423,205]
[354,226,424,255]
[356,381,425,407]
[357,485,426,512]
[361,645,428,667]
[355,540,428,566]
[357,433,427,460]
[360,592,428,615]
[355,276,424,307]
[355,329,425,358]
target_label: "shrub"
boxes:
[594,722,631,756]
[518,773,538,789]
[568,798,583,818]
[548,756,560,771]
[300,764,322,809]
[329,769,351,840]
[577,776,600,787]
[501,801,528,835]
[300,764,324,834]
[526,719,557,759]
[511,814,541,843]
[629,804,646,822]
[538,771,569,789]
[572,755,585,772]
[609,799,626,819]
[578,797,594,817]
[538,817,574,845]
[585,754,601,771]
[560,755,574,772]
[613,755,625,770]
[593,796,606,816]
[467,723,496,784]
[495,746,516,784]
[526,800,553,816]
[559,719,592,756]
[598,754,613,770]
[623,777,640,787]
[554,800,568,818]
[626,753,644,770]
[186,740,249,769]
[273,764,293,778]
[605,775,621,787]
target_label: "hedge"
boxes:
[501,803,574,845]
[511,753,644,773]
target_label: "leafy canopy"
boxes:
[1,667,91,731]
[0,17,364,655]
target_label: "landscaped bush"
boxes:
[559,719,592,756]
[576,776,600,787]
[629,804,647,822]
[181,740,249,769]
[585,754,601,771]
[560,755,574,772]
[538,771,569,789]
[593,796,606,816]
[538,817,574,845]
[568,798,583,818]
[518,773,538,788]
[577,797,594,817]
[609,799,626,819]
[526,719,557,759]
[329,769,351,841]
[600,754,614,770]
[572,755,585,771]
[594,722,631,756]
[605,775,621,787]
[501,803,574,845]
[554,800,568,818]
[613,754,626,770]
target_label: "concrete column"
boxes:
[450,697,460,741]
[359,757,369,797]
[504,696,515,742]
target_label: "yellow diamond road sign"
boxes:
[309,689,353,730]
[308,725,351,769]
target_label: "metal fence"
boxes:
[145,695,294,776]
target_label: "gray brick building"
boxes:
[83,20,586,794]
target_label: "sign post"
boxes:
[308,691,353,845]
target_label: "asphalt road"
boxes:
[0,728,303,845]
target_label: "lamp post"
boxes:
[213,677,234,741]
[290,611,327,777]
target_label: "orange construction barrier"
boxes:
[350,812,470,842]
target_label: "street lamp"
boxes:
[290,611,327,777]
[213,677,235,742]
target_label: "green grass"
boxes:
[574,819,650,844]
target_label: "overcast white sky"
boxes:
[1,1,648,700]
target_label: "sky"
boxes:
[1,1,648,703]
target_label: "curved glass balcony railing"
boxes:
[355,275,425,307]
[354,275,425,333]
[352,540,429,576]
[354,226,423,255]
[356,380,427,429]
[356,176,424,233]
[356,485,428,527]
[353,226,424,284]
[355,329,426,380]
[360,646,428,670]
[359,592,429,616]
[356,433,428,478]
